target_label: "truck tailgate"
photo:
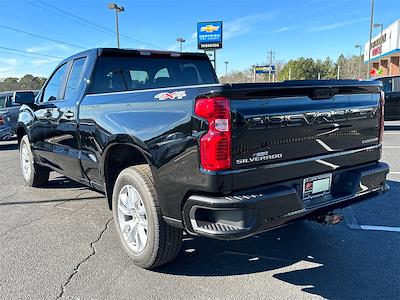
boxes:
[229,81,382,172]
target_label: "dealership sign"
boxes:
[255,65,275,74]
[197,21,223,50]
[364,20,400,62]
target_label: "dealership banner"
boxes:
[197,21,223,50]
[255,65,275,74]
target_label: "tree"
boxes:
[0,74,47,92]
[336,54,367,79]
[219,67,255,83]
[278,57,336,81]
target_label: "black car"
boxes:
[373,75,400,120]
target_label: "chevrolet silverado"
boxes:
[16,48,389,268]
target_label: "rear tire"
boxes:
[112,164,182,269]
[19,135,50,187]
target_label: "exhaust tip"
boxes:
[313,212,344,225]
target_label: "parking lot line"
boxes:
[359,225,400,233]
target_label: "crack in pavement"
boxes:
[56,218,113,300]
[0,191,89,239]
[0,209,65,239]
[0,184,26,204]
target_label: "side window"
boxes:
[5,96,12,107]
[381,78,393,93]
[392,77,400,92]
[9,96,21,107]
[65,57,86,99]
[0,96,5,108]
[41,63,68,102]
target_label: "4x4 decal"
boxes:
[154,91,186,100]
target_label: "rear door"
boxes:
[229,82,382,170]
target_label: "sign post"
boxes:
[197,21,223,73]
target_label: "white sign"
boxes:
[364,20,400,62]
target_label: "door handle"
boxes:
[64,111,74,119]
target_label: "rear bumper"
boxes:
[182,162,389,240]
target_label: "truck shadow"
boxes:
[157,180,399,299]
[0,140,18,151]
[45,176,87,189]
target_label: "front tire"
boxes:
[112,165,182,269]
[19,135,50,187]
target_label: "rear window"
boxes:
[88,55,217,94]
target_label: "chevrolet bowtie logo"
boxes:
[200,25,220,33]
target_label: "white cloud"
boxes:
[0,58,19,66]
[223,12,276,40]
[30,59,60,67]
[309,17,369,32]
[26,45,52,53]
[26,42,71,53]
[271,27,290,33]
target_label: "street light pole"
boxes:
[374,23,384,39]
[367,0,375,79]
[176,37,185,52]
[355,44,363,79]
[224,61,229,77]
[108,3,125,48]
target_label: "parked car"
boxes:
[16,48,389,269]
[0,90,39,136]
[372,75,400,120]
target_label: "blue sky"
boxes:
[0,0,399,78]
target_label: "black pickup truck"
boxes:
[16,48,389,269]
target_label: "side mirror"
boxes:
[13,91,35,105]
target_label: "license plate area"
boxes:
[303,173,332,200]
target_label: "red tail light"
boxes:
[195,97,231,171]
[0,116,4,126]
[379,91,385,143]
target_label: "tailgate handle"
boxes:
[310,88,339,100]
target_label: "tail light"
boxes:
[379,91,385,143]
[195,96,231,171]
[0,116,4,126]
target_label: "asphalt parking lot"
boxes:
[0,130,399,300]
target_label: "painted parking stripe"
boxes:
[383,146,400,149]
[344,207,400,233]
[359,225,400,233]
[389,172,400,175]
